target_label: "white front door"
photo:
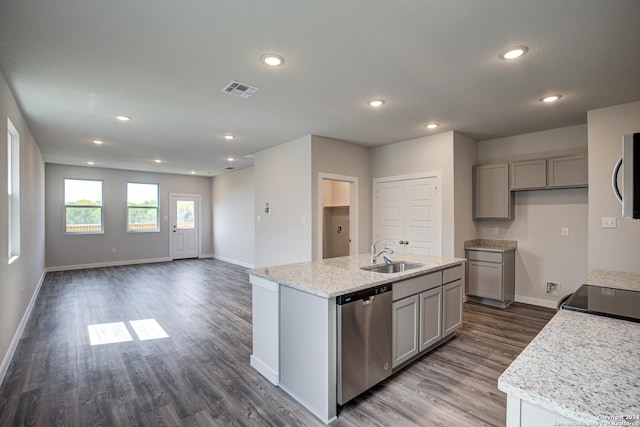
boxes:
[170,194,199,259]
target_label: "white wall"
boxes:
[370,131,456,256]
[312,136,371,260]
[0,70,46,383]
[212,166,255,267]
[45,164,213,269]
[477,125,589,306]
[587,101,640,272]
[254,135,312,267]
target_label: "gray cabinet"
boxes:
[466,249,515,308]
[473,164,512,219]
[392,264,464,368]
[547,154,587,188]
[510,159,546,190]
[510,154,587,191]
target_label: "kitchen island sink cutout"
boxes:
[361,261,424,274]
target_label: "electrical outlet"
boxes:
[493,227,499,235]
[601,217,617,228]
[546,282,560,295]
[111,248,116,254]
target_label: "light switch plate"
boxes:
[561,227,569,236]
[601,217,617,228]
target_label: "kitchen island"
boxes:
[248,253,466,423]
[498,270,640,426]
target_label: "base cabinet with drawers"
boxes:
[466,248,515,307]
[392,264,464,369]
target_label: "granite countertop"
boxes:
[464,239,517,252]
[498,269,640,422]
[248,253,466,298]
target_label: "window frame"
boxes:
[126,182,160,233]
[63,178,105,235]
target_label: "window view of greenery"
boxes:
[127,183,159,232]
[64,179,103,233]
[177,200,195,229]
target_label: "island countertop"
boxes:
[498,269,640,423]
[248,253,466,298]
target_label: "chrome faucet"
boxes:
[370,240,394,264]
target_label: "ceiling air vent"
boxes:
[224,166,236,171]
[221,80,259,98]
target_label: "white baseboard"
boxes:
[46,257,172,272]
[514,294,558,309]
[250,354,279,385]
[199,253,214,259]
[0,269,46,388]
[213,254,255,269]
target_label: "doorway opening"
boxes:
[318,173,359,259]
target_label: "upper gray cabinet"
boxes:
[510,159,547,190]
[509,153,588,191]
[547,154,588,188]
[473,164,512,220]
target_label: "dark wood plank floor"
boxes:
[0,259,555,426]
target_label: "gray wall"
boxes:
[212,166,255,267]
[254,135,312,267]
[45,164,213,269]
[453,132,478,258]
[0,70,46,381]
[587,101,640,272]
[477,125,589,306]
[311,136,371,260]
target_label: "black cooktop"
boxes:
[562,284,640,323]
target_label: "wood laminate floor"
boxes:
[0,259,555,426]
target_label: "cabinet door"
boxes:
[547,154,588,188]
[473,164,512,219]
[392,295,419,368]
[468,260,503,300]
[419,287,442,351]
[510,159,546,190]
[442,280,463,336]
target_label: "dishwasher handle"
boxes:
[361,296,375,305]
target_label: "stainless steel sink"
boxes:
[361,261,424,273]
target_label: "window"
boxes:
[7,118,20,262]
[64,179,104,234]
[127,182,159,232]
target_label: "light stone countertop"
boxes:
[248,253,466,298]
[464,239,517,252]
[498,269,640,422]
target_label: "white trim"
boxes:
[199,253,215,259]
[169,193,202,260]
[0,270,46,388]
[250,355,279,385]
[372,171,443,256]
[213,254,255,268]
[46,257,172,272]
[514,294,558,309]
[317,173,359,260]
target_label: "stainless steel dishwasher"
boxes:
[337,283,392,405]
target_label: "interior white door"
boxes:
[376,176,440,256]
[171,194,199,259]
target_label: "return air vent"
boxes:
[221,81,259,98]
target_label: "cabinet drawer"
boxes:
[393,271,442,301]
[443,264,463,284]
[466,250,503,263]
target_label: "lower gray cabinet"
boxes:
[442,279,463,336]
[466,249,515,307]
[419,287,442,351]
[392,294,419,367]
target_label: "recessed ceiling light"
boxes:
[115,115,131,121]
[540,94,562,103]
[260,54,284,66]
[190,171,196,175]
[87,161,95,165]
[499,46,529,60]
[227,157,235,162]
[426,123,440,129]
[154,159,162,163]
[368,100,385,108]
[224,134,235,140]
[92,139,104,145]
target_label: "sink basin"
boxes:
[361,261,424,274]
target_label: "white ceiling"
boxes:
[1,0,640,176]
